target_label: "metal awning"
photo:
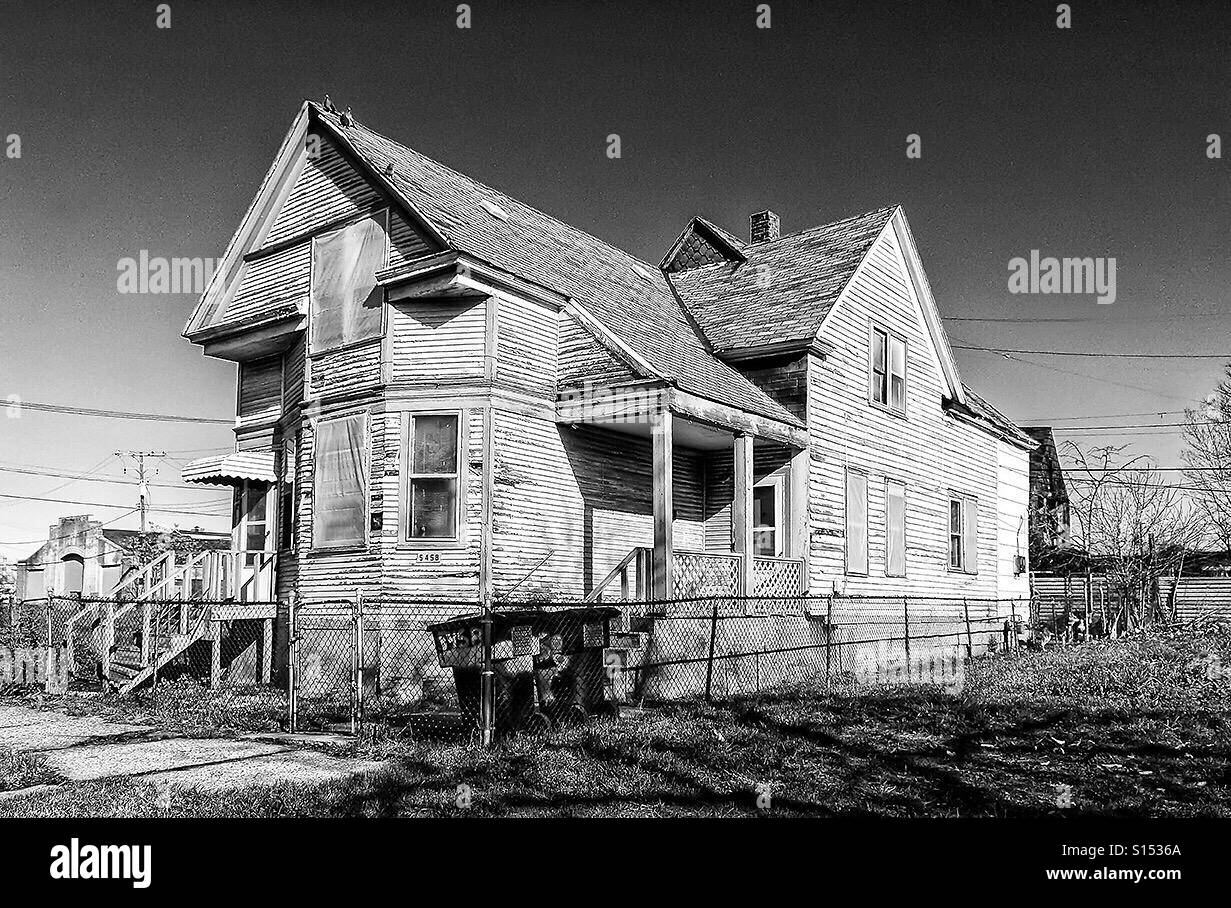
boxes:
[182,450,277,486]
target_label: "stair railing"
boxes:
[586,546,651,604]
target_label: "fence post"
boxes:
[353,590,364,736]
[962,598,973,658]
[102,599,115,684]
[1010,598,1018,650]
[825,595,834,684]
[45,593,54,649]
[902,596,911,682]
[480,594,495,748]
[287,592,298,734]
[704,598,720,703]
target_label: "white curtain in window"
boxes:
[846,470,868,574]
[961,497,978,573]
[310,214,386,353]
[312,413,368,547]
[886,481,906,576]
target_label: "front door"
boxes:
[234,480,273,600]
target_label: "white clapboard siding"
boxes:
[389,299,487,383]
[307,338,383,398]
[495,295,558,400]
[266,133,381,246]
[225,242,310,324]
[490,412,707,598]
[997,440,1030,601]
[809,226,1004,604]
[557,314,642,387]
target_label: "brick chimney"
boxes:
[750,209,780,244]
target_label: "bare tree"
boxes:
[1181,368,1231,554]
[1063,443,1207,633]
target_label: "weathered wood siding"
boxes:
[490,413,707,599]
[557,314,641,388]
[237,356,282,425]
[996,440,1030,604]
[495,296,558,399]
[809,227,1005,601]
[388,299,487,385]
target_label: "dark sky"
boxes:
[1,0,1229,550]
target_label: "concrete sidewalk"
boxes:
[0,704,384,792]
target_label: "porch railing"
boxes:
[586,548,805,604]
[673,551,740,599]
[752,556,805,597]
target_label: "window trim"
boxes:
[752,473,787,558]
[947,493,978,575]
[309,409,371,553]
[400,409,466,548]
[885,478,907,577]
[278,434,298,553]
[307,208,390,358]
[844,467,869,576]
[868,323,908,417]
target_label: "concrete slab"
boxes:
[0,703,385,793]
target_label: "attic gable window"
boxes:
[309,212,388,354]
[871,326,907,414]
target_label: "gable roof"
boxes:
[661,216,747,272]
[666,206,896,354]
[954,386,1038,450]
[189,101,801,427]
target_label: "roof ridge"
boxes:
[315,103,667,274]
[767,204,900,246]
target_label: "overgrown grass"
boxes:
[0,748,61,793]
[0,676,286,738]
[2,623,1229,817]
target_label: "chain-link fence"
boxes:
[285,594,1027,742]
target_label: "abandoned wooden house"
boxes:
[162,99,1035,691]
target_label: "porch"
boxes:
[561,380,810,603]
[588,546,805,603]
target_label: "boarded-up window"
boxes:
[886,480,906,576]
[238,356,282,420]
[312,412,368,548]
[845,469,868,575]
[406,414,460,540]
[309,213,387,353]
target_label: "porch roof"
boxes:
[182,450,277,486]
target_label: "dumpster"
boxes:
[429,606,621,736]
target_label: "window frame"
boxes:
[844,468,869,576]
[885,478,907,577]
[947,493,978,575]
[752,473,787,558]
[869,323,908,416]
[307,208,390,358]
[400,409,466,547]
[309,410,371,553]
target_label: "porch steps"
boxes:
[113,624,209,695]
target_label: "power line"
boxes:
[0,463,223,492]
[1021,410,1188,422]
[0,491,228,512]
[944,312,1229,324]
[953,343,1229,359]
[8,398,231,425]
[0,509,140,549]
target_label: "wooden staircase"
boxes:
[64,548,278,694]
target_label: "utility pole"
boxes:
[115,451,167,533]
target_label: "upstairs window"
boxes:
[871,327,907,414]
[406,414,461,541]
[309,212,387,354]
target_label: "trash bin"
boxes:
[429,606,621,736]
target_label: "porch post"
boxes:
[789,444,810,589]
[651,410,674,601]
[732,433,754,597]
